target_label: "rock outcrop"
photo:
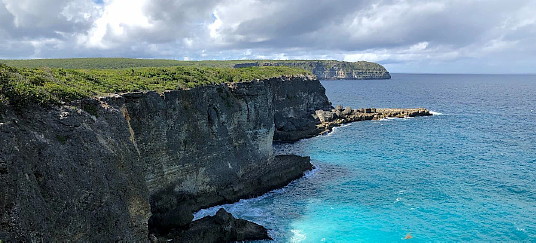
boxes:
[266,76,332,141]
[315,106,432,135]
[159,208,271,243]
[234,60,391,80]
[272,105,432,142]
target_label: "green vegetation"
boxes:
[0,58,387,73]
[0,64,309,109]
[0,58,243,69]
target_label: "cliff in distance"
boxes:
[234,60,391,80]
[1,58,391,80]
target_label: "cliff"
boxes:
[0,98,151,241]
[0,76,320,242]
[0,64,427,241]
[234,60,391,80]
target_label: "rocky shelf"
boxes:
[315,106,432,134]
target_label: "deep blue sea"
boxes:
[196,74,536,242]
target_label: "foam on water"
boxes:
[325,123,351,136]
[290,229,307,242]
[193,186,287,220]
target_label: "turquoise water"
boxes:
[196,74,536,242]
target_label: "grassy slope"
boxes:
[0,64,309,108]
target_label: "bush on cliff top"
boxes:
[0,58,385,71]
[0,64,309,108]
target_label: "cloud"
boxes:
[0,0,535,73]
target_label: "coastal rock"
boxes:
[161,208,271,243]
[0,105,150,242]
[266,76,332,141]
[314,108,432,135]
[148,154,312,235]
[0,76,319,241]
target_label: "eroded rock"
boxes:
[160,209,271,243]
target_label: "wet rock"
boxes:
[342,107,353,115]
[164,209,271,243]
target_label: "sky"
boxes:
[0,0,535,73]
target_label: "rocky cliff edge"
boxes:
[0,76,322,242]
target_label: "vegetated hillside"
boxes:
[0,58,390,79]
[0,64,310,108]
[0,58,244,69]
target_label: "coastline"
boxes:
[0,74,431,242]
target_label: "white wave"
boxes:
[290,229,307,242]
[430,110,443,115]
[304,166,320,178]
[326,123,351,136]
[377,117,394,121]
[379,117,406,121]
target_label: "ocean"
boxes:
[195,74,536,242]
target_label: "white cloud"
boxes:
[208,11,222,39]
[81,0,152,48]
[1,0,536,73]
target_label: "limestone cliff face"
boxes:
[110,82,279,233]
[0,103,150,242]
[265,76,332,141]
[0,76,325,241]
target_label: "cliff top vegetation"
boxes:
[0,58,383,70]
[0,64,310,109]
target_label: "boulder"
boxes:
[164,209,271,243]
[342,107,353,116]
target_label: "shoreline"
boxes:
[1,72,432,242]
[180,108,433,241]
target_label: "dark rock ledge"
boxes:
[154,208,271,243]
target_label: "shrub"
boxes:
[0,64,310,109]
